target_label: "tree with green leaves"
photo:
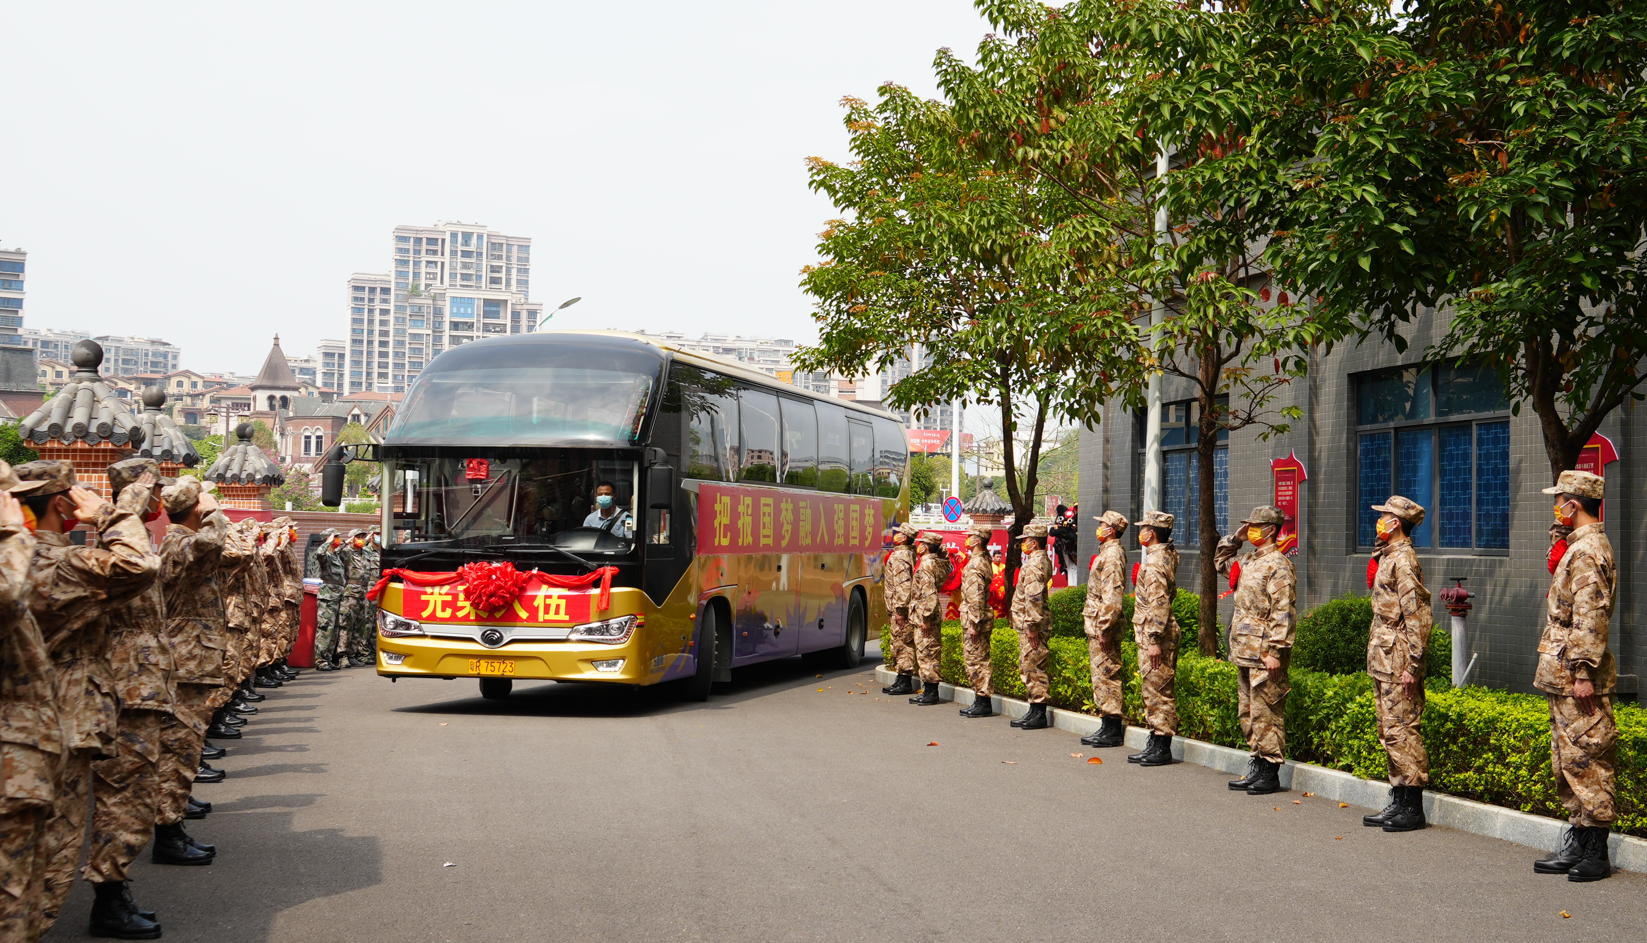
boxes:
[0,423,38,466]
[249,419,277,452]
[1271,0,1647,474]
[193,434,223,472]
[796,85,1144,598]
[907,452,941,505]
[338,421,378,497]
[269,464,322,512]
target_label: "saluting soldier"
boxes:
[1009,522,1053,730]
[1214,505,1296,795]
[906,532,949,705]
[880,522,919,695]
[1362,496,1432,833]
[1532,470,1618,882]
[312,529,348,671]
[343,528,375,667]
[1080,511,1129,749]
[957,524,996,718]
[1128,511,1179,766]
[0,463,52,943]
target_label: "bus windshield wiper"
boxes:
[391,546,506,568]
[506,542,598,573]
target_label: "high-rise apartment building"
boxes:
[19,326,90,363]
[316,339,346,392]
[0,244,24,345]
[94,335,181,377]
[345,222,542,395]
[631,331,798,377]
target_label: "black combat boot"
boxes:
[188,796,212,815]
[883,674,916,696]
[220,713,246,728]
[1363,787,1401,827]
[238,686,267,703]
[89,880,161,939]
[1138,734,1175,767]
[1229,757,1262,791]
[1245,758,1282,794]
[253,670,282,688]
[152,823,213,866]
[228,698,258,715]
[908,681,941,705]
[207,715,241,740]
[194,759,226,784]
[1534,827,1586,874]
[276,660,300,680]
[1127,733,1159,763]
[199,742,226,760]
[1083,715,1125,748]
[959,694,993,718]
[181,825,215,855]
[1567,827,1613,883]
[184,800,208,820]
[1383,786,1428,832]
[1016,703,1051,729]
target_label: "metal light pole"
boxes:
[1141,149,1170,547]
[533,296,581,331]
[951,397,962,499]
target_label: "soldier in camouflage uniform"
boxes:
[344,528,376,667]
[1362,495,1432,833]
[880,522,918,695]
[274,518,303,677]
[1532,470,1618,882]
[1129,511,1179,767]
[13,461,159,937]
[1080,511,1129,748]
[906,532,949,706]
[957,524,996,718]
[0,463,51,943]
[1214,505,1297,795]
[1009,522,1053,731]
[312,530,348,670]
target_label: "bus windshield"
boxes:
[387,449,640,554]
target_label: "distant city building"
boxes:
[94,334,180,377]
[18,327,89,364]
[633,330,798,377]
[345,222,542,396]
[315,339,345,393]
[0,244,23,346]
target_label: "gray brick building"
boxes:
[1077,307,1641,699]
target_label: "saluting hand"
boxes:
[198,493,219,514]
[67,486,111,523]
[0,492,23,528]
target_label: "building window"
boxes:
[483,299,502,319]
[1134,398,1230,539]
[302,434,313,456]
[1354,363,1509,551]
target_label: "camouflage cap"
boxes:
[917,531,944,548]
[107,457,175,497]
[1370,494,1426,527]
[1092,510,1129,533]
[966,523,993,542]
[896,522,920,539]
[1019,522,1049,540]
[1240,505,1286,527]
[1133,510,1175,530]
[0,460,48,495]
[1543,469,1605,500]
[160,476,213,517]
[14,460,77,497]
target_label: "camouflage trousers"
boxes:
[0,799,49,943]
[961,617,992,697]
[1237,657,1290,763]
[1549,694,1618,828]
[1017,621,1050,705]
[85,709,163,883]
[314,591,344,669]
[1136,633,1179,735]
[346,592,377,666]
[1374,679,1428,787]
[157,684,213,827]
[39,750,92,934]
[887,608,915,676]
[913,612,943,684]
[1084,618,1124,717]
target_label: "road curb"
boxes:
[874,666,1646,874]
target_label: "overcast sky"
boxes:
[5,0,995,375]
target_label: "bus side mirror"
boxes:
[648,464,674,510]
[321,462,346,507]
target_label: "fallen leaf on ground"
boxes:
[927,741,939,746]
[1334,836,1343,841]
[1274,807,1281,811]
[1070,752,1083,758]
[817,688,824,692]
[443,862,455,867]
[1087,757,1103,765]
[439,723,447,726]
[1293,800,1302,805]
[1339,802,1349,808]
[1561,912,1570,919]
[1302,792,1314,797]
[1002,760,1018,765]
[816,674,823,678]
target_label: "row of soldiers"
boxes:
[1,457,308,942]
[308,527,380,671]
[881,468,1620,882]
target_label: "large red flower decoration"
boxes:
[457,560,532,613]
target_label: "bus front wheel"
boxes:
[479,677,512,701]
[812,593,866,671]
[679,606,718,702]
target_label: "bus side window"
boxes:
[676,365,737,481]
[816,402,849,493]
[871,417,906,498]
[738,387,780,483]
[847,418,874,495]
[780,397,818,487]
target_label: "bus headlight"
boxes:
[569,615,638,645]
[378,611,425,638]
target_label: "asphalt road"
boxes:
[45,656,1647,942]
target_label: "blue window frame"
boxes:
[483,299,502,319]
[0,279,23,290]
[449,297,475,317]
[0,298,20,309]
[0,261,24,274]
[1136,397,1230,539]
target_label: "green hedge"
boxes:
[1291,594,1452,680]
[884,622,1645,837]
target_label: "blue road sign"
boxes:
[942,495,964,523]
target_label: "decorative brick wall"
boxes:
[215,482,270,511]
[33,443,132,498]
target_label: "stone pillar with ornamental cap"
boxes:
[136,385,200,477]
[964,480,1013,529]
[13,339,147,497]
[203,422,285,511]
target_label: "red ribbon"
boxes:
[1548,539,1568,575]
[1219,560,1242,599]
[1130,561,1141,588]
[368,565,620,612]
[1366,556,1379,590]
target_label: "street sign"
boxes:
[942,495,964,523]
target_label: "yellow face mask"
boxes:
[1247,526,1265,543]
[21,505,37,533]
[1021,540,1037,554]
[1375,517,1395,540]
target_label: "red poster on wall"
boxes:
[1573,432,1618,520]
[1270,451,1307,556]
[695,482,883,556]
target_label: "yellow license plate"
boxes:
[468,658,516,676]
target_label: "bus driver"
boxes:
[583,480,633,539]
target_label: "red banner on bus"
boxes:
[696,483,883,555]
[400,578,595,626]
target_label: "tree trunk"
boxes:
[998,366,1021,609]
[1194,345,1222,657]
[1525,336,1587,475]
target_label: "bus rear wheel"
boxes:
[479,678,512,701]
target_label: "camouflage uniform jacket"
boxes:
[29,488,160,754]
[909,551,949,621]
[1082,540,1127,638]
[1215,538,1296,668]
[313,541,347,601]
[343,543,371,597]
[159,512,241,686]
[882,544,914,612]
[1,524,61,773]
[105,484,175,713]
[1367,536,1432,683]
[959,549,993,625]
[1010,549,1051,633]
[1535,522,1617,696]
[221,526,268,634]
[1132,543,1180,647]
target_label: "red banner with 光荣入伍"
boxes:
[695,482,883,555]
[399,575,596,626]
